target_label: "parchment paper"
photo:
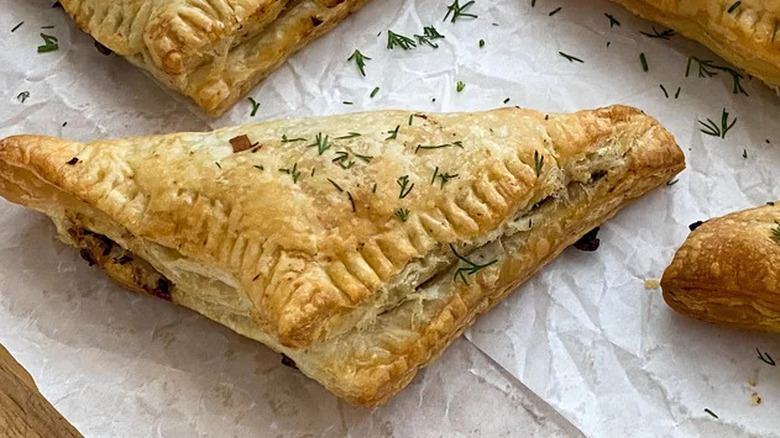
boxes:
[1,0,778,437]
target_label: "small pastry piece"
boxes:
[609,0,780,91]
[0,106,685,405]
[58,0,371,116]
[662,203,780,332]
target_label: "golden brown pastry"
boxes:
[662,203,780,332]
[59,0,371,116]
[609,0,780,91]
[0,105,684,405]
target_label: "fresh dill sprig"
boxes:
[604,13,620,27]
[415,26,445,48]
[533,150,544,177]
[640,26,675,39]
[387,30,417,50]
[397,175,415,199]
[772,225,780,243]
[456,81,466,92]
[559,51,584,63]
[395,208,410,222]
[698,108,737,139]
[335,132,361,139]
[416,143,453,153]
[354,153,373,163]
[437,171,459,187]
[450,244,498,285]
[347,192,356,212]
[686,56,749,96]
[327,178,344,192]
[548,7,562,17]
[443,0,478,23]
[386,125,400,140]
[247,97,260,116]
[704,409,719,419]
[347,49,371,76]
[727,1,742,13]
[332,151,355,169]
[279,163,301,183]
[640,52,649,72]
[37,33,58,53]
[370,86,380,98]
[307,133,331,155]
[16,91,30,103]
[281,134,307,143]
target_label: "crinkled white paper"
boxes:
[1,0,779,437]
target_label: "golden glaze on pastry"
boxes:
[662,203,780,332]
[609,0,780,91]
[0,106,684,405]
[59,0,370,116]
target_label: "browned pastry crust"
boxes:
[59,0,370,116]
[609,0,780,91]
[0,106,684,405]
[662,203,780,332]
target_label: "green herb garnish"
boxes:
[639,52,648,72]
[704,409,719,419]
[386,125,400,140]
[698,108,737,139]
[279,163,301,183]
[336,132,361,139]
[308,133,331,155]
[479,39,485,48]
[666,179,679,186]
[451,244,498,285]
[416,143,453,153]
[559,51,584,63]
[640,26,675,39]
[11,21,23,33]
[772,225,780,242]
[548,7,562,16]
[347,192,356,212]
[444,0,477,22]
[370,86,380,98]
[395,208,410,222]
[456,81,466,92]
[397,175,415,199]
[248,97,260,117]
[327,178,344,192]
[37,33,58,53]
[727,1,741,13]
[16,91,30,103]
[347,49,371,76]
[533,150,544,177]
[281,134,307,143]
[415,26,445,48]
[387,30,417,50]
[604,13,620,27]
[354,153,373,163]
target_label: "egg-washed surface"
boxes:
[609,0,780,91]
[0,106,684,404]
[59,0,372,115]
[662,203,780,332]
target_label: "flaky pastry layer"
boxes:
[609,0,780,91]
[0,106,684,405]
[662,203,780,332]
[60,0,370,115]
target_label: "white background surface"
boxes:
[1,0,779,437]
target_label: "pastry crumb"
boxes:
[751,392,762,405]
[644,279,661,289]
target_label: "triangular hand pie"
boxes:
[59,0,370,115]
[662,203,780,332]
[609,0,780,91]
[0,106,684,405]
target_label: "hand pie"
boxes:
[0,105,685,405]
[662,203,780,332]
[609,0,780,91]
[59,0,371,116]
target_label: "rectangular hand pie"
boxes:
[609,0,780,91]
[0,106,685,405]
[59,0,371,116]
[662,203,780,332]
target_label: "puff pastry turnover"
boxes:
[662,203,780,332]
[609,0,780,91]
[0,105,684,405]
[59,0,370,116]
